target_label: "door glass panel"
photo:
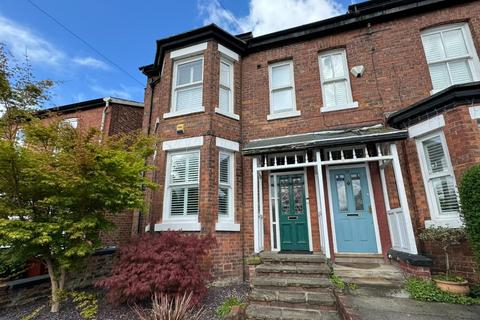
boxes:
[335,174,348,212]
[351,173,364,211]
[279,178,290,214]
[292,177,304,215]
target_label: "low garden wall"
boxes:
[0,247,116,308]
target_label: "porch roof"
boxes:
[243,124,407,155]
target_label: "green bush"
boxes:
[459,164,480,263]
[0,249,27,281]
[406,277,480,305]
[215,297,244,318]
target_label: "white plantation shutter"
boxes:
[218,152,234,219]
[421,24,478,92]
[420,135,459,216]
[269,61,296,114]
[319,50,353,109]
[173,58,203,111]
[168,151,200,216]
[219,59,233,112]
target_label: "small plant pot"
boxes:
[434,279,470,295]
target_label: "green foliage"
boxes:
[246,255,262,266]
[69,291,98,320]
[215,296,245,318]
[406,277,480,305]
[348,282,358,290]
[0,248,27,281]
[470,284,480,298]
[330,274,345,290]
[459,164,480,263]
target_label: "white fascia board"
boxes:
[408,115,445,138]
[170,42,208,60]
[469,106,480,119]
[163,136,204,151]
[218,44,239,61]
[216,137,239,152]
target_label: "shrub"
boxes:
[215,296,245,318]
[0,249,27,281]
[134,292,204,320]
[459,164,480,263]
[406,277,480,305]
[97,232,216,305]
[418,226,465,280]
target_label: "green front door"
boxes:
[278,174,310,252]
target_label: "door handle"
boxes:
[368,205,372,213]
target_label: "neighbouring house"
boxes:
[139,0,480,285]
[37,96,145,246]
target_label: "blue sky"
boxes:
[0,0,356,107]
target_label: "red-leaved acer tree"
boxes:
[97,232,216,305]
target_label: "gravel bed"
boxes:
[0,284,250,320]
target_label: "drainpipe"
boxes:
[100,97,111,142]
[138,77,161,234]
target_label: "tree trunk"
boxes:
[444,247,450,280]
[45,259,60,313]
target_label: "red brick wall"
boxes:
[108,104,143,135]
[141,1,480,280]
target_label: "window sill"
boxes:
[215,108,240,120]
[267,110,301,121]
[425,218,463,229]
[320,101,358,113]
[154,221,202,232]
[215,222,240,232]
[163,107,205,119]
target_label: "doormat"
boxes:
[278,251,313,254]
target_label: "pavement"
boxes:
[348,295,480,320]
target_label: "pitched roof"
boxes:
[41,97,144,115]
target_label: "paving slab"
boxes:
[348,295,480,320]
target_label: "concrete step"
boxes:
[256,264,331,276]
[246,304,340,320]
[260,252,327,264]
[334,253,385,265]
[250,288,336,307]
[333,263,404,287]
[253,276,331,290]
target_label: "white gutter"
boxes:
[100,97,111,142]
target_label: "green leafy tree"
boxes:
[459,164,480,263]
[0,44,155,313]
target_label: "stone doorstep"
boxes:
[260,252,327,264]
[253,276,331,289]
[250,289,336,306]
[256,264,331,275]
[334,254,385,265]
[246,304,340,320]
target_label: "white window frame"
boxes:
[415,130,462,228]
[267,60,300,120]
[215,57,239,120]
[218,151,235,221]
[421,23,480,95]
[318,49,358,113]
[165,55,205,119]
[162,149,201,224]
[62,117,78,128]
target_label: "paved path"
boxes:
[348,296,480,320]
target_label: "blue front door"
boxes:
[329,167,377,253]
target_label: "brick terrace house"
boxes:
[39,97,145,246]
[139,0,480,284]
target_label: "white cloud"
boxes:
[72,57,110,70]
[0,14,110,71]
[198,0,345,36]
[0,14,65,66]
[89,83,143,101]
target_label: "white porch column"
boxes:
[390,143,418,254]
[252,157,261,253]
[315,151,331,258]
